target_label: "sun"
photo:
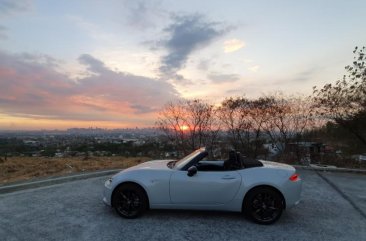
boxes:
[179,125,189,131]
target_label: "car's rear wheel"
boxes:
[112,183,148,218]
[244,187,284,224]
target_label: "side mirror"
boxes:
[187,166,198,177]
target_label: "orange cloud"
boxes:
[0,51,179,129]
[0,113,153,130]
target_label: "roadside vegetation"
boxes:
[0,156,150,184]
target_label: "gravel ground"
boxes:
[0,170,365,241]
[319,171,366,216]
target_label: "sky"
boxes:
[0,0,365,130]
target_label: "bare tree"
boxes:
[157,94,314,160]
[217,94,314,159]
[156,101,186,152]
[156,99,220,155]
[246,97,276,158]
[261,93,315,160]
[217,97,252,155]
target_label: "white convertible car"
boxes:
[103,147,301,224]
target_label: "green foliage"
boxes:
[0,138,36,156]
[305,120,365,155]
[313,46,366,145]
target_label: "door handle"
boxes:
[221,176,236,180]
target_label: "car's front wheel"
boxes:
[244,187,284,224]
[112,183,148,218]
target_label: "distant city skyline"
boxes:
[0,0,365,130]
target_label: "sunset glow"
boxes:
[179,125,190,131]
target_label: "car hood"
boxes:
[260,160,295,171]
[125,159,174,171]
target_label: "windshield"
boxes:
[174,149,204,170]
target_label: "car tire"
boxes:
[112,183,148,219]
[243,187,284,225]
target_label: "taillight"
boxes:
[289,173,300,182]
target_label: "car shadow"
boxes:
[142,209,249,222]
[103,202,296,225]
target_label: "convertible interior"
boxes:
[195,151,263,171]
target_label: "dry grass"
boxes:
[0,156,151,184]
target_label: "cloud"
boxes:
[0,0,30,16]
[0,50,179,123]
[208,72,240,83]
[130,104,157,114]
[0,0,31,40]
[226,88,242,94]
[197,59,213,71]
[78,54,108,74]
[0,25,7,39]
[158,14,229,82]
[223,39,245,53]
[122,0,165,30]
[292,66,320,82]
[20,52,62,68]
[77,54,179,112]
[271,66,321,85]
[248,65,260,72]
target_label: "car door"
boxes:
[169,170,241,205]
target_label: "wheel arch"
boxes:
[242,184,286,212]
[111,181,150,209]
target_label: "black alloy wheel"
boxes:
[244,187,284,224]
[112,184,148,219]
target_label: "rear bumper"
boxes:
[283,179,302,208]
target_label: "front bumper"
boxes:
[103,179,113,206]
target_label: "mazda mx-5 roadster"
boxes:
[103,147,301,224]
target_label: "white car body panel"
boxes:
[103,149,302,213]
[170,170,241,205]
